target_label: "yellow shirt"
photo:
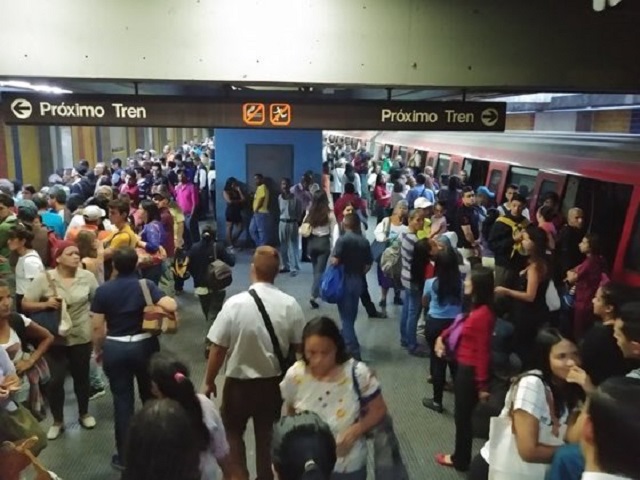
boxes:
[106,223,138,249]
[253,184,269,213]
[416,218,432,240]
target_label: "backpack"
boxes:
[320,264,345,304]
[172,248,191,280]
[207,244,232,290]
[46,229,60,268]
[495,216,529,257]
[380,240,402,278]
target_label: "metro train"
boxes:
[326,130,640,287]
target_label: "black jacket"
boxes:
[488,213,528,270]
[188,240,235,288]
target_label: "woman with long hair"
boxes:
[435,266,496,471]
[272,412,337,480]
[76,229,104,284]
[22,241,99,440]
[223,177,245,248]
[422,246,463,413]
[495,225,551,368]
[372,173,391,223]
[281,316,387,479]
[466,328,584,480]
[536,206,557,252]
[148,353,238,480]
[306,191,337,309]
[137,199,166,284]
[7,224,44,312]
[565,233,608,341]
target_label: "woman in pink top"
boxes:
[536,206,557,252]
[373,173,391,223]
[174,170,200,247]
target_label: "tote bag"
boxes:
[488,375,566,480]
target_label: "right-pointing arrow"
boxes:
[481,108,499,127]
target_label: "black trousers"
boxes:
[46,342,92,423]
[425,317,457,405]
[451,364,479,471]
[467,453,489,480]
[359,275,377,316]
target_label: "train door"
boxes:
[531,172,566,213]
[414,149,428,170]
[426,152,438,169]
[464,158,490,191]
[449,155,464,177]
[435,153,451,181]
[563,176,633,275]
[486,162,510,203]
[617,187,640,286]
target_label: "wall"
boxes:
[0,0,639,91]
[534,111,577,132]
[214,128,323,233]
[505,113,535,131]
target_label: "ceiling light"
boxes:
[0,80,72,94]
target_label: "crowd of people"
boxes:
[0,137,639,480]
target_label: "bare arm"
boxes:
[157,295,177,313]
[512,410,559,463]
[91,313,107,356]
[497,266,540,303]
[204,343,228,398]
[16,322,54,375]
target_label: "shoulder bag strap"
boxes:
[44,270,58,297]
[213,242,218,261]
[248,289,286,373]
[139,279,153,306]
[384,217,391,238]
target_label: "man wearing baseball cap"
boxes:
[65,205,111,242]
[414,197,434,240]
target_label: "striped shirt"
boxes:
[401,232,419,289]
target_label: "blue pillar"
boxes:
[214,128,323,236]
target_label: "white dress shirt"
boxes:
[582,472,632,480]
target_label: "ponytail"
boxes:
[149,353,210,451]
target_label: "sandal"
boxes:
[435,453,454,467]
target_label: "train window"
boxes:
[537,180,559,207]
[435,154,451,180]
[384,144,393,156]
[463,159,473,175]
[508,167,538,198]
[468,159,490,191]
[488,169,503,193]
[624,208,640,273]
[427,155,435,167]
[451,163,461,175]
[398,146,408,162]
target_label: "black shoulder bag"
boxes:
[248,289,294,378]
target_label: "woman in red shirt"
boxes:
[435,266,496,472]
[372,173,391,223]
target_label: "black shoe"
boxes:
[301,257,312,263]
[369,310,388,319]
[422,397,444,413]
[111,454,125,471]
[378,300,387,308]
[89,387,106,401]
[279,268,291,274]
[393,296,403,305]
[310,299,319,309]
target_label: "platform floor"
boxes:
[37,247,483,480]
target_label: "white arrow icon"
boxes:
[11,98,33,120]
[481,108,499,127]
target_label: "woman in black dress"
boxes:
[222,177,245,249]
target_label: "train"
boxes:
[326,130,640,286]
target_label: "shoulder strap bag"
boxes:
[140,279,177,334]
[248,289,293,377]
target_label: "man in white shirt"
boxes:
[577,376,640,480]
[204,246,304,480]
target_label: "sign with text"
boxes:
[1,94,506,131]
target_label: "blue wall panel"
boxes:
[214,128,323,234]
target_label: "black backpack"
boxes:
[206,244,232,290]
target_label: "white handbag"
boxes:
[545,281,561,312]
[488,376,566,480]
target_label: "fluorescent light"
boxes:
[0,80,72,94]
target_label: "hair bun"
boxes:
[304,459,317,472]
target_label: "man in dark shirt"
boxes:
[331,213,373,360]
[555,207,585,281]
[150,185,175,258]
[456,186,480,259]
[91,247,177,470]
[488,193,530,288]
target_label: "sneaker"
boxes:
[79,415,97,429]
[290,270,299,277]
[310,299,319,309]
[279,268,291,274]
[89,387,106,401]
[47,424,65,440]
[422,397,444,413]
[111,454,125,472]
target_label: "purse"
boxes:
[298,214,312,238]
[29,271,71,337]
[140,279,178,334]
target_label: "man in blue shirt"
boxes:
[406,173,436,210]
[32,194,65,239]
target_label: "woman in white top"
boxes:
[373,201,408,311]
[149,352,239,480]
[281,316,388,480]
[7,224,44,312]
[467,328,584,480]
[306,191,337,309]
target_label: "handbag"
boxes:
[444,313,467,361]
[136,245,167,269]
[248,289,295,377]
[29,271,71,337]
[371,217,391,262]
[140,279,178,334]
[320,264,345,304]
[298,214,312,238]
[351,361,409,480]
[545,281,561,312]
[0,404,47,456]
[488,374,565,480]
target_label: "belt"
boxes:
[279,219,297,223]
[106,333,152,343]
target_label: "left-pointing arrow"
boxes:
[10,99,33,119]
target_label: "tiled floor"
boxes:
[37,245,482,480]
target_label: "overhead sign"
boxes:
[1,94,507,132]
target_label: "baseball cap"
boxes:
[477,186,496,199]
[82,205,106,221]
[414,197,433,209]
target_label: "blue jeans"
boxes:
[400,286,422,350]
[337,274,364,359]
[103,336,160,456]
[546,443,584,480]
[250,212,270,247]
[279,221,300,271]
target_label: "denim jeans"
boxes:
[89,351,106,390]
[400,286,422,350]
[250,212,270,247]
[309,235,331,299]
[103,336,160,456]
[279,221,300,271]
[337,274,364,359]
[546,443,584,480]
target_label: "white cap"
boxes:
[82,205,106,221]
[414,197,433,209]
